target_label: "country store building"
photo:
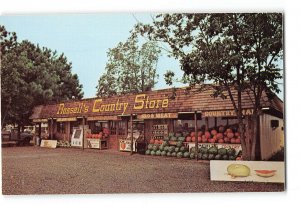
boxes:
[30,85,284,160]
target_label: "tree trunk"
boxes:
[250,112,260,160]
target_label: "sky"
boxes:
[0,13,183,98]
[0,12,284,100]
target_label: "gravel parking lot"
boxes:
[2,146,284,195]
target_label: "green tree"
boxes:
[137,13,283,160]
[1,25,84,128]
[96,34,160,97]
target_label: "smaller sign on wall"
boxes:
[202,109,254,117]
[87,116,120,121]
[137,113,178,120]
[32,119,48,123]
[57,117,77,122]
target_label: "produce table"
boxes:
[87,138,108,149]
[210,160,285,183]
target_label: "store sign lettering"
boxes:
[202,109,254,117]
[138,113,177,119]
[56,94,169,115]
[57,103,89,115]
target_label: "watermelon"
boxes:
[199,147,208,154]
[171,152,177,157]
[175,132,183,137]
[222,155,229,160]
[190,152,195,159]
[145,150,151,155]
[169,146,175,152]
[169,132,175,137]
[218,148,227,156]
[161,151,167,156]
[162,141,169,146]
[176,141,183,147]
[208,154,215,160]
[178,137,185,142]
[147,144,153,150]
[190,147,196,153]
[183,132,190,137]
[177,152,183,158]
[156,150,161,156]
[167,152,172,157]
[175,147,180,152]
[183,152,190,158]
[198,153,203,159]
[202,153,208,160]
[152,145,159,151]
[227,148,236,156]
[164,146,169,152]
[180,146,187,152]
[229,155,236,160]
[159,145,164,151]
[151,150,156,156]
[163,136,170,141]
[214,154,222,160]
[170,136,177,141]
[208,146,218,155]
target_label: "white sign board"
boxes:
[119,139,136,152]
[87,138,100,149]
[71,128,83,147]
[210,160,285,183]
[40,140,57,148]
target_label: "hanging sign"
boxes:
[137,113,178,119]
[32,119,48,123]
[202,109,254,117]
[57,117,77,122]
[87,116,120,121]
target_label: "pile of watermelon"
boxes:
[190,146,239,160]
[145,132,193,159]
[185,126,241,144]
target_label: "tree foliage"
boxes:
[96,34,161,97]
[137,13,283,160]
[1,25,84,127]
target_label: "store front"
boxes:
[30,85,283,160]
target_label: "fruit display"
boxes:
[145,131,241,161]
[185,125,242,144]
[227,164,250,178]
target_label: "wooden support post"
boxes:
[214,117,217,128]
[205,117,209,131]
[38,123,42,137]
[130,114,134,155]
[50,118,54,140]
[82,117,85,150]
[194,111,198,161]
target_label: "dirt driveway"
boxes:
[2,147,284,195]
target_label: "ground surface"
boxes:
[1,146,285,195]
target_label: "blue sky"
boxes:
[0,13,283,99]
[0,13,183,98]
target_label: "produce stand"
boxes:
[86,132,109,150]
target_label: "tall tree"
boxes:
[96,34,160,97]
[1,25,84,128]
[137,13,283,160]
